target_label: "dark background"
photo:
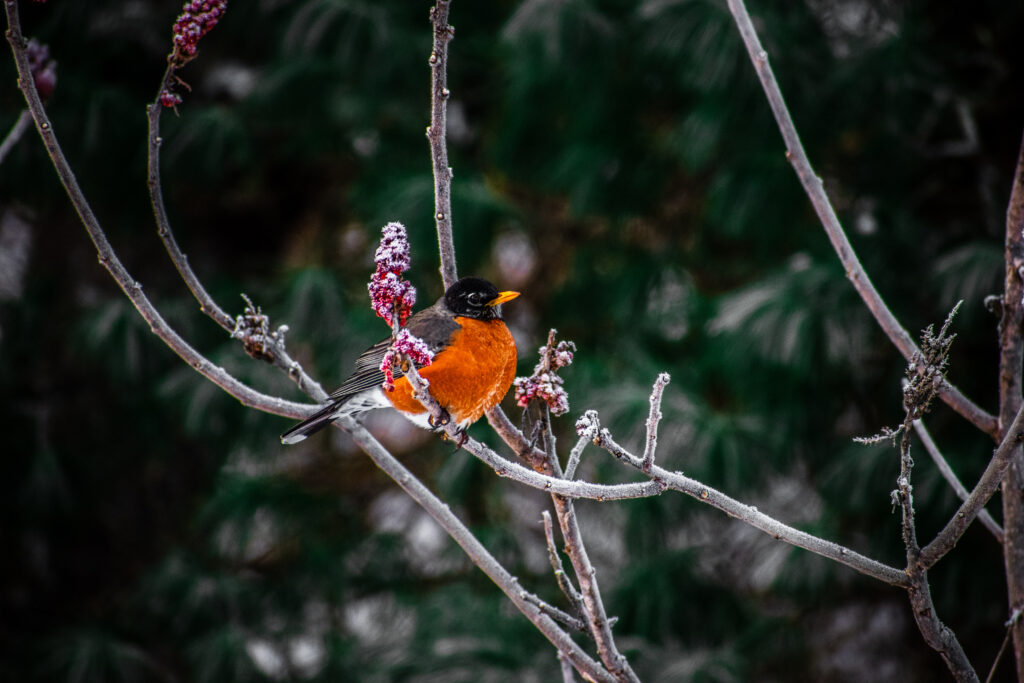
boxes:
[2,0,1023,680]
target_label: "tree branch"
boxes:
[912,418,1003,543]
[338,416,616,683]
[145,55,327,403]
[0,107,29,165]
[998,127,1024,676]
[427,1,458,290]
[3,0,318,421]
[642,373,670,473]
[146,63,235,333]
[920,352,1024,568]
[725,0,997,439]
[576,412,910,587]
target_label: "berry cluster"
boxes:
[513,333,575,416]
[368,222,416,327]
[379,329,435,392]
[367,222,433,392]
[172,0,227,62]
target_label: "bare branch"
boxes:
[145,58,327,402]
[912,418,1003,543]
[564,434,588,480]
[3,1,318,421]
[0,108,29,165]
[146,65,234,333]
[521,591,586,633]
[642,373,670,473]
[550,489,639,682]
[904,573,979,682]
[427,1,458,290]
[725,0,997,439]
[576,409,910,587]
[542,510,585,615]
[338,416,615,683]
[920,394,1024,568]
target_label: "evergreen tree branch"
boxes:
[912,417,1003,543]
[725,0,997,439]
[3,0,314,421]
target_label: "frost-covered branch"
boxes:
[339,415,615,683]
[3,0,315,421]
[725,0,996,439]
[574,411,910,587]
[912,418,1003,543]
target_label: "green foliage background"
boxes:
[2,0,1023,680]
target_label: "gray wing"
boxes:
[327,299,460,403]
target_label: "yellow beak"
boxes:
[487,290,520,307]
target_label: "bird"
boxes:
[281,276,520,445]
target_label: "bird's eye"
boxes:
[467,292,482,305]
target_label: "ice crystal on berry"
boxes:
[171,0,227,64]
[368,222,417,327]
[513,330,576,416]
[379,329,435,392]
[159,90,183,109]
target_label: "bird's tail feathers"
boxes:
[280,402,345,445]
[280,390,388,445]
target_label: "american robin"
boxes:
[281,276,519,444]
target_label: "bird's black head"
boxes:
[444,277,520,320]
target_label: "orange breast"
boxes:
[385,317,518,426]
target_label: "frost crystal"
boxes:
[513,331,576,416]
[172,0,228,62]
[575,410,600,439]
[379,327,434,392]
[368,222,417,327]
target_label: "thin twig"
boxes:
[578,416,910,587]
[427,1,458,290]
[0,108,30,165]
[550,487,638,682]
[725,0,997,439]
[642,373,670,473]
[920,399,1024,568]
[3,0,316,421]
[912,418,1003,543]
[558,651,577,683]
[521,592,587,632]
[146,66,234,333]
[542,511,585,614]
[146,60,327,401]
[339,416,615,683]
[565,434,588,480]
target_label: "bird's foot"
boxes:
[442,427,469,450]
[428,408,451,430]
